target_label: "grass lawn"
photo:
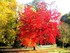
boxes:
[46,47,70,53]
[19,47,70,53]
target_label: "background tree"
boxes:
[61,12,70,24]
[0,0,17,46]
[59,13,70,48]
[59,22,70,48]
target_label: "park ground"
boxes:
[18,47,70,53]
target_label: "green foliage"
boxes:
[59,22,70,45]
[60,12,70,46]
[61,12,70,24]
[0,0,17,46]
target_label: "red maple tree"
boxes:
[18,2,61,47]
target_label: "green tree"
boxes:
[61,12,70,24]
[59,22,70,48]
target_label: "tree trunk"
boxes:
[62,41,64,48]
[33,46,36,50]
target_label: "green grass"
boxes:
[30,47,70,53]
[36,45,70,53]
[46,47,70,53]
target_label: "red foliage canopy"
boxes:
[18,2,61,47]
